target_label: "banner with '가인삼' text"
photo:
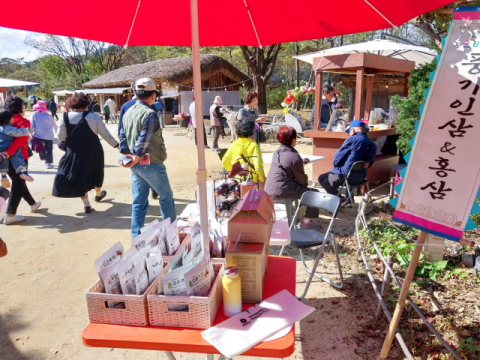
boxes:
[392,6,480,241]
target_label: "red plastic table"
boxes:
[82,256,296,359]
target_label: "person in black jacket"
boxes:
[49,98,58,120]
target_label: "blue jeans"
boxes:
[130,162,176,237]
[0,148,26,174]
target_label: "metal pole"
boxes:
[377,231,428,360]
[190,0,210,251]
[375,253,394,318]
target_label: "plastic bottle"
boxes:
[222,266,242,317]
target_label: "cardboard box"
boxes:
[227,189,275,244]
[226,242,266,303]
[240,182,255,197]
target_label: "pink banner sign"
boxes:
[393,7,480,241]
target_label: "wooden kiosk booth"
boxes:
[305,53,415,184]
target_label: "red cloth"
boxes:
[6,114,30,159]
[0,1,452,46]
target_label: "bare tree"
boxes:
[239,44,282,113]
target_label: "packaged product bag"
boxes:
[185,259,212,296]
[94,241,124,291]
[145,248,164,285]
[166,219,181,255]
[131,228,157,251]
[98,261,125,308]
[132,257,149,295]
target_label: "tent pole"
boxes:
[190,0,209,251]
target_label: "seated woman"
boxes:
[264,126,319,229]
[222,120,265,188]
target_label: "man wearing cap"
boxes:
[318,120,376,207]
[119,78,176,236]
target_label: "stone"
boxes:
[462,254,475,268]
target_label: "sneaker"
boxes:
[1,177,10,189]
[4,214,25,225]
[341,198,355,208]
[300,221,320,230]
[46,163,54,169]
[204,145,210,149]
[151,190,159,200]
[30,201,41,213]
[94,190,107,202]
[211,147,217,151]
[84,206,91,213]
[19,173,34,182]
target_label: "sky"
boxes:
[0,27,44,62]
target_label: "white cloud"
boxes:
[0,27,44,61]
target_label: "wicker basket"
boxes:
[85,263,167,326]
[147,263,224,329]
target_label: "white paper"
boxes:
[201,290,314,358]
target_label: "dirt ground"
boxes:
[0,117,404,360]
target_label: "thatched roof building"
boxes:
[83,54,251,91]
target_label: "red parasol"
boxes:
[0,0,454,247]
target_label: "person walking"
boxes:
[189,97,209,149]
[105,96,117,123]
[152,97,165,128]
[237,91,266,144]
[209,96,225,151]
[2,96,41,225]
[49,98,58,120]
[53,92,119,213]
[118,78,176,237]
[31,100,57,169]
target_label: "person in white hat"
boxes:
[118,77,176,237]
[209,96,226,151]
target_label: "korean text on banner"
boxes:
[393,7,480,241]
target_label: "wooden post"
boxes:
[377,231,428,360]
[314,70,323,130]
[355,67,365,120]
[364,74,374,120]
[403,73,410,97]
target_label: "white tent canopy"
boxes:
[294,39,437,68]
[52,89,75,96]
[0,78,39,87]
[79,87,130,94]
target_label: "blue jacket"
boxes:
[310,98,331,129]
[152,100,164,113]
[330,131,377,182]
[118,98,137,137]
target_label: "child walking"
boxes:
[0,110,34,188]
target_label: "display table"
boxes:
[82,256,296,359]
[177,203,291,247]
[304,129,399,185]
[262,153,324,165]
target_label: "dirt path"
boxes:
[0,123,402,360]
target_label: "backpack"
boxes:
[103,104,110,114]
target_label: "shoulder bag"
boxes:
[57,112,86,151]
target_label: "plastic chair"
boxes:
[271,198,298,226]
[337,160,372,209]
[279,192,343,299]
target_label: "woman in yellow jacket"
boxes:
[222,121,265,187]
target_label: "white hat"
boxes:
[214,96,223,104]
[135,78,158,93]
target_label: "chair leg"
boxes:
[279,245,286,256]
[297,239,344,300]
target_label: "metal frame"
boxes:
[337,160,372,209]
[279,192,344,298]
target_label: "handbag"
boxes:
[258,126,267,143]
[58,112,86,151]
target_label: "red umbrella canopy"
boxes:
[0,0,453,46]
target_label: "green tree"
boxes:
[390,59,437,154]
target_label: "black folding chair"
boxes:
[338,160,372,209]
[279,192,343,299]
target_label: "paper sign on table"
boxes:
[201,289,314,358]
[392,6,480,241]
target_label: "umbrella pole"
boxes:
[377,230,428,360]
[190,0,210,252]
